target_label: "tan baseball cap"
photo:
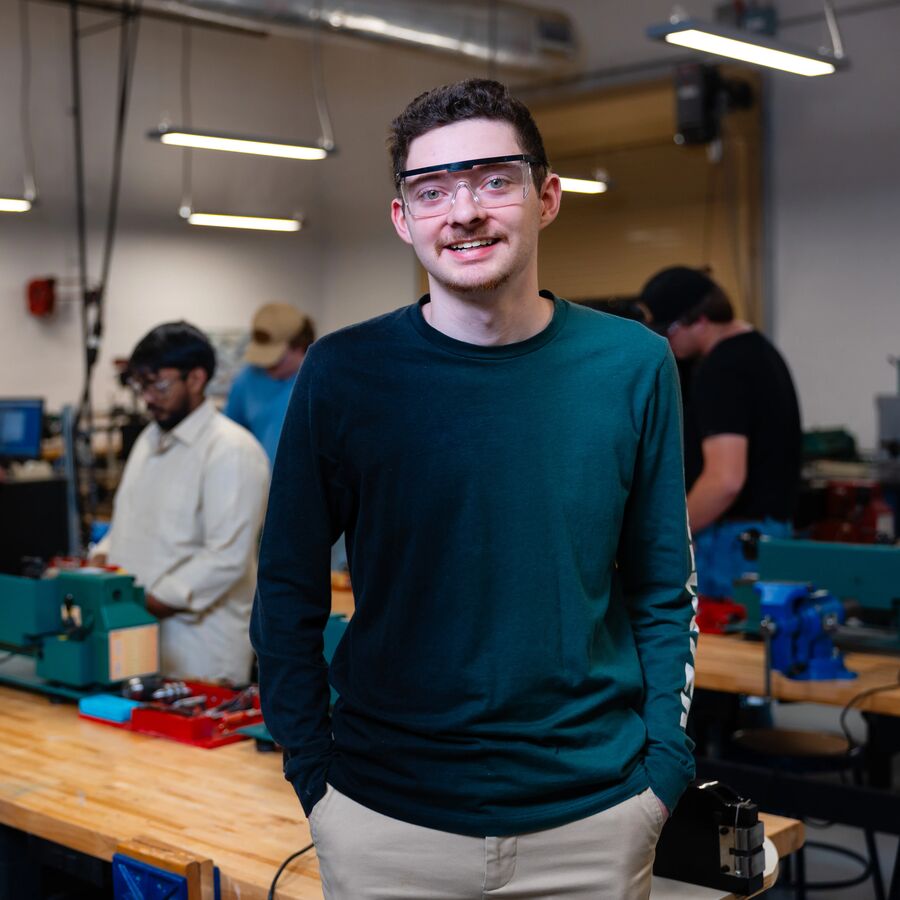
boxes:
[245,303,306,368]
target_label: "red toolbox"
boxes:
[80,682,263,749]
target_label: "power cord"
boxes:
[838,669,900,750]
[267,843,314,900]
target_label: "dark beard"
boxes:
[436,270,511,295]
[151,401,191,432]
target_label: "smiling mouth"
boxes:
[445,238,500,253]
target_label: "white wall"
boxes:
[768,4,900,450]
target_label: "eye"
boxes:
[416,187,445,203]
[483,176,509,191]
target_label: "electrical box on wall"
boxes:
[27,278,56,317]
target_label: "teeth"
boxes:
[449,239,495,250]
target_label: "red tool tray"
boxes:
[81,681,263,749]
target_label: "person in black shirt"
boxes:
[640,267,802,607]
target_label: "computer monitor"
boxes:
[0,398,44,462]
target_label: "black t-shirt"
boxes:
[685,330,802,522]
[678,357,703,491]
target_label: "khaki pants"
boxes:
[309,785,666,899]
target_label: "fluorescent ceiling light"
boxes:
[187,212,302,232]
[559,176,608,195]
[0,197,32,213]
[149,127,330,160]
[647,19,844,77]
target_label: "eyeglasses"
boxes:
[127,373,184,396]
[397,154,542,219]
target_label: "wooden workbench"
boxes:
[695,633,900,714]
[0,682,803,900]
[0,684,320,899]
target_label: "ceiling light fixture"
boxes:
[150,1,336,162]
[185,212,302,232]
[3,0,38,215]
[559,176,608,195]
[647,3,847,77]
[164,27,307,235]
[0,197,33,213]
[149,127,329,160]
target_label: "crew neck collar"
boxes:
[408,291,567,359]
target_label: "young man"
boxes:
[640,267,802,607]
[224,303,316,465]
[252,80,697,899]
[94,322,270,682]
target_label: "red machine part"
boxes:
[696,596,748,634]
[811,480,895,544]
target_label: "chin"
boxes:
[441,273,511,295]
[155,410,189,432]
[430,260,514,296]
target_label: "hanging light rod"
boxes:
[646,18,846,77]
[559,176,608,195]
[0,197,33,213]
[148,126,333,159]
[184,211,303,232]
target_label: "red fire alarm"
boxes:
[27,278,56,317]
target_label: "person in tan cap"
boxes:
[224,303,315,464]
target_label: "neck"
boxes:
[700,319,753,356]
[424,269,551,346]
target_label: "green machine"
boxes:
[0,570,159,697]
[735,535,900,652]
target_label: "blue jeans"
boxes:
[694,518,792,598]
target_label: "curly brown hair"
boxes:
[388,79,550,193]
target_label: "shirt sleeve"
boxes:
[150,433,270,613]
[618,348,698,812]
[250,348,344,816]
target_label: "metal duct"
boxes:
[149,0,578,70]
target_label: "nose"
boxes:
[446,181,485,226]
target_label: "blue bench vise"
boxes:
[757,582,857,681]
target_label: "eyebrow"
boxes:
[398,154,542,179]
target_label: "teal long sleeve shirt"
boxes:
[251,293,698,836]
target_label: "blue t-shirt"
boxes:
[224,365,296,464]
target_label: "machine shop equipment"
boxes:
[654,780,766,895]
[755,582,856,681]
[737,535,900,654]
[0,570,159,697]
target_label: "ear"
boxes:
[391,197,414,246]
[537,172,562,230]
[186,367,209,395]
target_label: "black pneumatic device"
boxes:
[653,780,766,895]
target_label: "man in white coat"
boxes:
[93,321,269,682]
